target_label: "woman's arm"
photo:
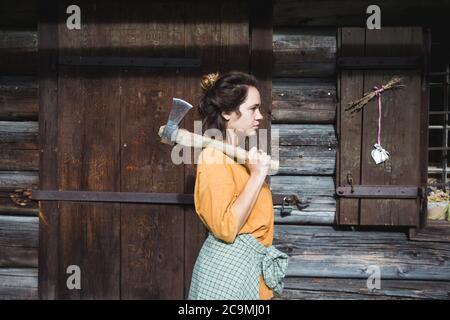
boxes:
[231,172,267,233]
[231,147,271,233]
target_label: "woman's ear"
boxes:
[221,111,231,121]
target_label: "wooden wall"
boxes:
[1,0,449,300]
[271,27,337,225]
[0,0,39,299]
[271,0,450,300]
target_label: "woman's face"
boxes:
[222,86,263,137]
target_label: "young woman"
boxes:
[188,71,288,300]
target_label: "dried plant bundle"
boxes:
[346,77,405,114]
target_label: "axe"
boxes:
[158,98,279,174]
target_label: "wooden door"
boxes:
[38,0,253,299]
[336,27,429,227]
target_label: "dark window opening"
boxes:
[427,27,450,222]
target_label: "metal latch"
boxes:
[9,188,33,207]
[280,195,310,217]
[347,173,354,193]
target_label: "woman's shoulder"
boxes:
[196,147,237,184]
[198,147,234,165]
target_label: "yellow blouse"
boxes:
[194,147,275,300]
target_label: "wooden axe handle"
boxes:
[158,125,279,174]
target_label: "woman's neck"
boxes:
[226,129,239,147]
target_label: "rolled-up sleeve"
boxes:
[194,149,239,244]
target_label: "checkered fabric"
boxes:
[188,232,289,300]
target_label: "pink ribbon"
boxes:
[373,86,384,146]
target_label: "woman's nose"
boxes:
[255,108,263,120]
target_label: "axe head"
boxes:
[160,98,193,145]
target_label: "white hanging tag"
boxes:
[371,143,390,164]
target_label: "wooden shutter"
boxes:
[336,27,429,227]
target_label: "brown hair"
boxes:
[198,71,258,137]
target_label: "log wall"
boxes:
[0,0,38,300]
[273,225,450,300]
[271,27,337,225]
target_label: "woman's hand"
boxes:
[246,147,271,178]
[232,147,272,234]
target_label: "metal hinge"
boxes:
[59,56,201,68]
[29,190,195,204]
[336,185,420,198]
[338,56,423,70]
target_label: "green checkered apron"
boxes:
[188,232,289,300]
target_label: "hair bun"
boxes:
[200,72,219,91]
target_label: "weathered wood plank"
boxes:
[272,124,337,146]
[0,121,39,173]
[273,145,335,175]
[0,171,38,188]
[0,268,38,300]
[274,225,450,281]
[119,1,185,300]
[273,28,336,77]
[273,79,336,102]
[271,175,335,197]
[0,121,39,144]
[410,220,450,243]
[274,209,335,225]
[0,77,38,121]
[38,0,59,300]
[336,27,365,225]
[0,148,39,171]
[0,215,38,247]
[0,30,37,76]
[274,224,409,246]
[55,0,121,300]
[272,101,335,124]
[272,78,336,124]
[0,30,37,50]
[276,277,450,300]
[0,215,38,267]
[273,28,336,52]
[274,63,335,79]
[0,246,37,268]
